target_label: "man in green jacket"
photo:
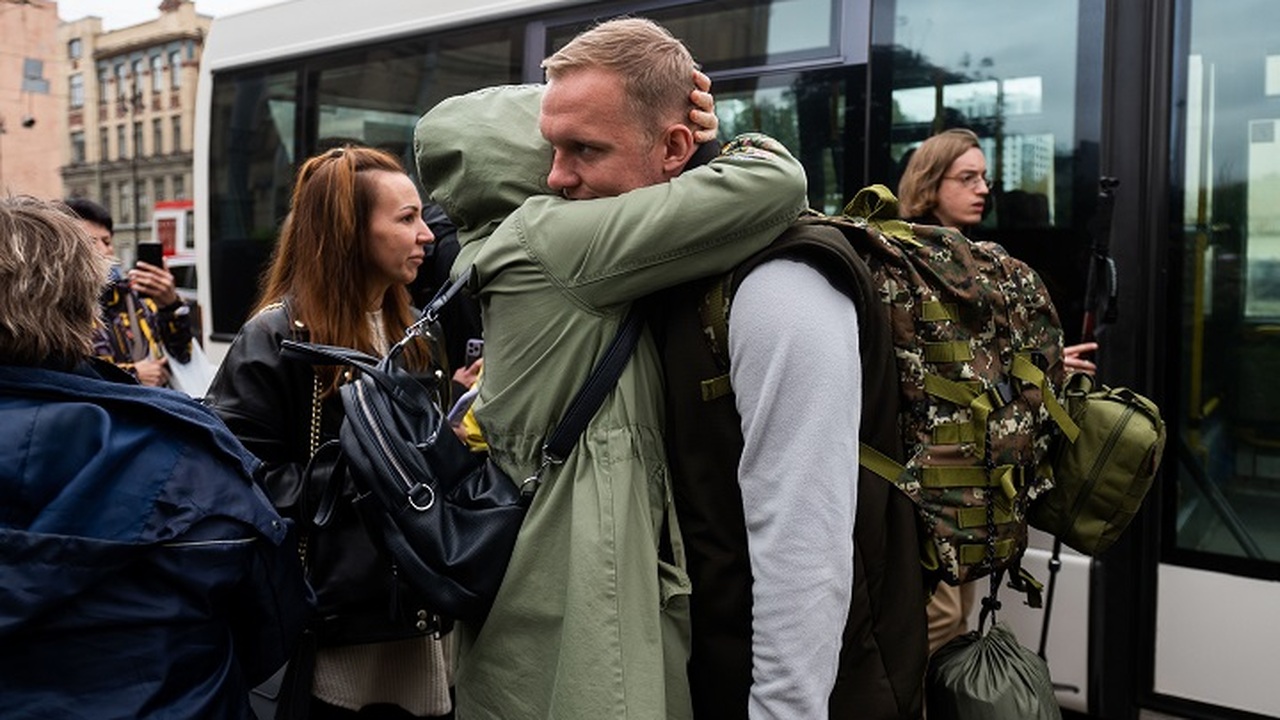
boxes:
[414,18,807,720]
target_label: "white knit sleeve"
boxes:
[729,258,861,720]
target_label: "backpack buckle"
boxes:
[989,380,1016,407]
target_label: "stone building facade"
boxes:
[59,0,210,253]
[0,0,64,199]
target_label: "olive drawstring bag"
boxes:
[926,621,1062,720]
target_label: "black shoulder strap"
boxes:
[543,304,645,464]
[284,266,645,494]
[398,267,474,343]
[422,266,473,325]
[416,264,644,465]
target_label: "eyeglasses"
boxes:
[942,171,992,190]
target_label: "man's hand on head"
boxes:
[690,70,718,145]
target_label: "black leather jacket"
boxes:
[207,302,436,645]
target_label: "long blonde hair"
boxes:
[897,128,981,220]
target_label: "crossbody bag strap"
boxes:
[520,304,646,495]
[401,266,474,341]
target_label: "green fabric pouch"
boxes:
[926,622,1062,720]
[1031,372,1167,555]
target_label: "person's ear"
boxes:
[660,124,697,178]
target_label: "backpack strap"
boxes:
[842,184,918,246]
[918,352,1080,457]
[860,443,1024,504]
[1009,355,1079,442]
[696,272,734,401]
[859,443,1026,568]
[693,215,877,404]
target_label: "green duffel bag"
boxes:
[926,622,1062,720]
[1031,372,1167,555]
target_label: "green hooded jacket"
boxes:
[415,84,807,720]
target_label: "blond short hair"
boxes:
[541,17,697,136]
[0,196,109,368]
[897,128,981,220]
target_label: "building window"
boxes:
[98,128,109,161]
[22,58,49,94]
[151,54,164,94]
[68,38,83,60]
[173,174,185,199]
[69,74,84,109]
[97,67,109,102]
[133,121,144,156]
[70,131,85,164]
[153,118,164,155]
[116,125,126,160]
[169,50,182,89]
[153,177,166,203]
[130,59,143,102]
[119,182,132,223]
[115,64,127,99]
[171,115,182,152]
[137,182,149,223]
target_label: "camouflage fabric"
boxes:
[841,185,1072,586]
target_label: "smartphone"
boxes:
[464,338,484,367]
[136,242,164,269]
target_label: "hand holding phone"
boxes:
[464,338,484,367]
[135,242,164,269]
[129,243,179,306]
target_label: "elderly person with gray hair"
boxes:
[0,196,310,719]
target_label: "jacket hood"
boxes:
[414,84,552,251]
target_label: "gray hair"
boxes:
[0,196,109,368]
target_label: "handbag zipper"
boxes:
[355,380,436,511]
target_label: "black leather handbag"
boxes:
[281,271,643,624]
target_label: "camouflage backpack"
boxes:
[840,185,1078,596]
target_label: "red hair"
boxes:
[257,146,428,394]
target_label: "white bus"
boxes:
[196,1,1280,718]
[194,0,861,356]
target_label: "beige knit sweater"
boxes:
[313,633,454,716]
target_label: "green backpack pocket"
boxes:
[1030,373,1166,555]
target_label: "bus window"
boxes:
[1171,0,1280,572]
[314,27,520,167]
[208,69,298,338]
[205,25,523,338]
[546,0,844,73]
[715,67,861,215]
[544,0,858,213]
[871,0,1103,346]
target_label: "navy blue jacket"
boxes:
[0,363,311,719]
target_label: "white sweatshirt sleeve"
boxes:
[728,258,862,720]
